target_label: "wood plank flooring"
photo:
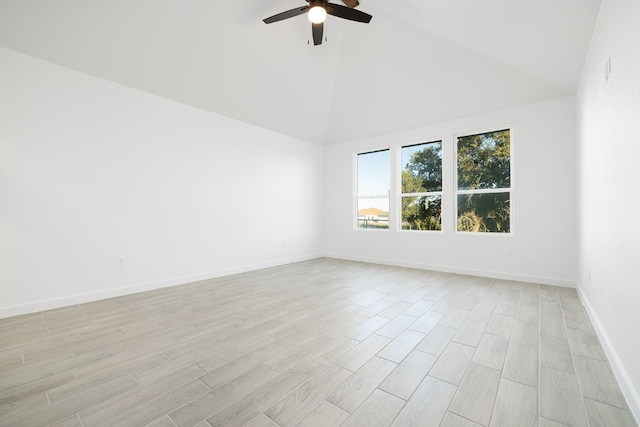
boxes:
[0,258,637,427]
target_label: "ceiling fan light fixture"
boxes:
[308,6,327,24]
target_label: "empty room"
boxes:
[1,0,639,426]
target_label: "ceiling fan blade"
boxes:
[263,6,309,24]
[342,0,359,8]
[312,22,324,45]
[326,3,372,23]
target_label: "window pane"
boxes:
[357,198,389,229]
[358,150,390,196]
[401,141,442,193]
[401,195,442,230]
[457,192,510,233]
[457,130,510,190]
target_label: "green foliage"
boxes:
[457,130,511,233]
[395,132,511,233]
[401,143,442,230]
[402,145,443,193]
[457,130,510,190]
[402,195,442,230]
[457,193,510,233]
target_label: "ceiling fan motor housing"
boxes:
[263,0,372,46]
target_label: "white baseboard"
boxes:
[3,253,576,320]
[323,252,577,288]
[0,254,320,320]
[577,285,640,423]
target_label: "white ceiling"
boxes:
[0,0,600,145]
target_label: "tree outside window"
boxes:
[456,129,511,233]
[400,141,442,230]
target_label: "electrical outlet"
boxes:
[117,257,125,267]
[508,248,514,257]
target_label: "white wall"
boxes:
[576,0,640,419]
[323,96,577,286]
[0,48,324,318]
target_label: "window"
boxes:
[456,129,511,233]
[400,141,443,230]
[356,149,390,229]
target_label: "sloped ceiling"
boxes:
[0,0,600,145]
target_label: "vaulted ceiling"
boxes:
[0,0,601,145]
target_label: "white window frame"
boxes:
[454,126,513,235]
[398,140,444,232]
[354,148,391,231]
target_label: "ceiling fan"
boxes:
[263,0,372,46]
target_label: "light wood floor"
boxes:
[0,258,636,427]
